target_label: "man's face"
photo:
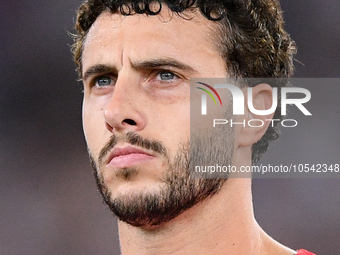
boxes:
[81,8,233,227]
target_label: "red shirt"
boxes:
[297,249,316,255]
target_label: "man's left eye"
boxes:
[158,71,176,81]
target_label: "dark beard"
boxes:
[89,127,233,227]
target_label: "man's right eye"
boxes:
[95,76,113,87]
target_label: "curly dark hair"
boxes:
[72,0,296,165]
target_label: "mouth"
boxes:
[106,146,156,168]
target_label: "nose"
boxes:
[104,76,147,133]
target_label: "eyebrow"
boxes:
[132,58,196,73]
[82,64,117,81]
[82,58,196,81]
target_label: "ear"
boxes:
[237,83,276,148]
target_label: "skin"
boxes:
[81,7,297,255]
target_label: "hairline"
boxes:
[77,8,228,79]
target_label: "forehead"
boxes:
[87,7,216,33]
[82,8,225,75]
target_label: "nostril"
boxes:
[123,119,137,125]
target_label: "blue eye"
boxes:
[96,76,113,87]
[159,71,175,81]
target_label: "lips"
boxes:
[106,146,155,168]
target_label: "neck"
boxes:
[118,178,275,255]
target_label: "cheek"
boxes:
[82,99,105,155]
[82,109,92,146]
[155,102,191,149]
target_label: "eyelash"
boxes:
[150,69,181,83]
[87,75,115,89]
[94,76,114,87]
[88,69,182,89]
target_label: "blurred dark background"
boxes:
[0,1,339,254]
